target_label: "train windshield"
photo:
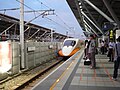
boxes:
[63,40,76,46]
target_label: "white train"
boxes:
[58,38,81,57]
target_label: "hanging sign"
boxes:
[109,30,113,39]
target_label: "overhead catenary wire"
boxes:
[36,0,74,31]
[0,8,20,11]
[16,0,74,33]
[55,14,73,30]
[16,0,54,25]
[0,7,20,14]
[36,0,52,10]
[45,17,70,31]
[16,0,35,12]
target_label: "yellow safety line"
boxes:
[49,61,75,90]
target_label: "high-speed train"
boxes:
[58,38,81,57]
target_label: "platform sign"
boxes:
[103,23,114,31]
[0,42,12,73]
[109,30,113,39]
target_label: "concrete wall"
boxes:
[0,41,62,81]
[0,73,8,81]
[0,41,20,80]
[11,42,20,75]
[25,42,61,69]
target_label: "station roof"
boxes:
[0,13,69,41]
[66,0,120,37]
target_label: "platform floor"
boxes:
[32,51,120,90]
[65,54,120,90]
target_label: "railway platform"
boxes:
[32,49,120,90]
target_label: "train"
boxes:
[58,38,82,57]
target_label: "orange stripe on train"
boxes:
[58,49,63,56]
[68,47,80,56]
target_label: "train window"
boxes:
[63,40,76,46]
[71,41,76,46]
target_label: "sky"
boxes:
[0,0,84,39]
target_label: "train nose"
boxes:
[62,46,73,56]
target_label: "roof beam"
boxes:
[83,0,116,25]
[37,31,47,41]
[74,0,85,29]
[84,19,99,36]
[28,29,40,40]
[0,23,15,35]
[82,11,103,34]
[103,0,120,28]
[80,0,102,31]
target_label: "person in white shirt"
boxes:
[108,40,115,62]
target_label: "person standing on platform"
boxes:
[88,34,96,69]
[98,39,102,54]
[83,40,88,60]
[108,40,115,62]
[112,36,120,81]
[101,40,105,54]
[104,40,108,54]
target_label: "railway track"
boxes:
[15,60,63,90]
[0,59,64,90]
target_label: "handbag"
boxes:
[84,59,91,65]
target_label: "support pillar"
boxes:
[20,0,25,69]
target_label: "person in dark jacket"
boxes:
[83,40,88,60]
[112,36,120,81]
[101,40,105,54]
